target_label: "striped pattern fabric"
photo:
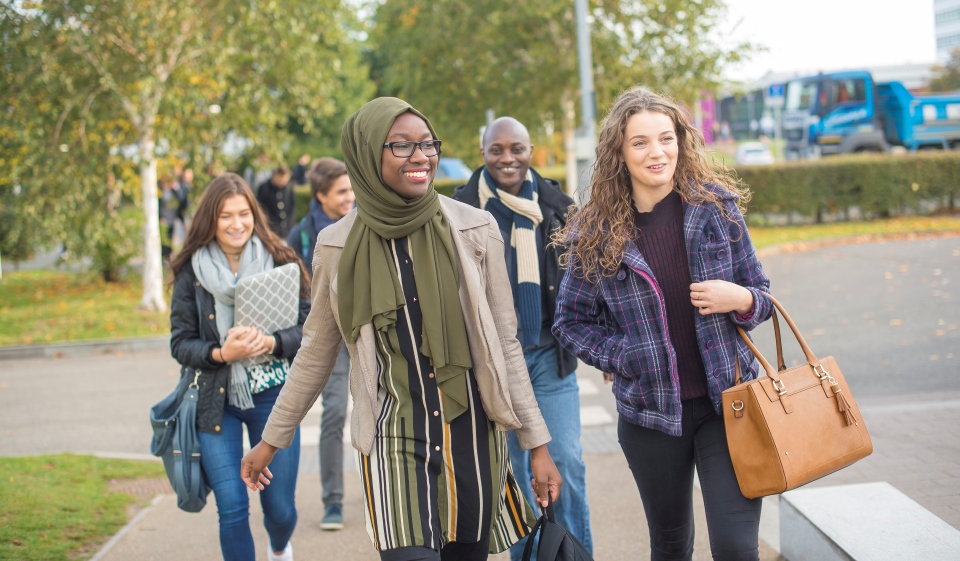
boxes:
[357,237,535,553]
[478,169,543,347]
[552,186,773,436]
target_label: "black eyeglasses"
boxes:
[383,140,442,158]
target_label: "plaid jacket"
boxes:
[552,187,772,436]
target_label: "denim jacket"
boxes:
[552,186,772,436]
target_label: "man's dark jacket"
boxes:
[452,167,577,378]
[256,179,296,238]
[169,266,310,433]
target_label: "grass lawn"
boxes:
[0,215,957,347]
[749,215,960,250]
[0,454,167,561]
[0,271,169,346]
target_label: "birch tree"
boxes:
[2,0,370,310]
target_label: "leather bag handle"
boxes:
[737,293,822,380]
[734,302,785,384]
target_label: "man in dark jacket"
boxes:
[452,117,592,560]
[256,166,295,238]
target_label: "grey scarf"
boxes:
[192,235,274,410]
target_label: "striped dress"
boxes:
[356,237,535,553]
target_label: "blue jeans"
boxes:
[198,384,300,561]
[507,345,592,561]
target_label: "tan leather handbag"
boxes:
[722,294,872,499]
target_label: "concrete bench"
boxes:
[780,482,960,561]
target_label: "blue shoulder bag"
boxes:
[149,285,211,512]
[149,369,211,512]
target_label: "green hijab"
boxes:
[338,97,472,423]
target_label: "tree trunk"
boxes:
[562,94,577,198]
[138,131,167,312]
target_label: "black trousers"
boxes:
[618,396,761,561]
[379,540,489,561]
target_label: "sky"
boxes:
[720,0,938,82]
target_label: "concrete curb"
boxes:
[89,494,165,561]
[0,336,169,361]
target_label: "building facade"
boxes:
[936,0,960,63]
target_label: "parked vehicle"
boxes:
[735,142,775,165]
[782,70,960,159]
[435,157,473,180]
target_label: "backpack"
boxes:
[521,499,594,561]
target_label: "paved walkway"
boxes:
[2,236,958,559]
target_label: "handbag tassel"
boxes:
[833,386,857,426]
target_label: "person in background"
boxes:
[286,157,355,531]
[171,168,193,247]
[241,97,562,561]
[291,154,312,186]
[552,87,773,561]
[159,176,179,261]
[256,166,295,238]
[452,117,592,560]
[168,173,311,561]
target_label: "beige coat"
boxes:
[262,197,551,455]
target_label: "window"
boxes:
[938,33,960,49]
[829,79,866,106]
[785,80,818,111]
[936,9,960,25]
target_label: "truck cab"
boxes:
[783,70,960,159]
[783,71,887,159]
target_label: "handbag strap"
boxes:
[734,304,785,384]
[737,293,823,381]
[173,385,205,507]
[520,491,558,561]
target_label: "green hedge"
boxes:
[293,154,960,225]
[293,181,462,223]
[736,152,960,220]
[293,166,573,222]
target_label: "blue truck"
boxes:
[782,70,960,159]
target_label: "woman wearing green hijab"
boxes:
[242,98,561,561]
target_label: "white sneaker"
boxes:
[267,542,293,561]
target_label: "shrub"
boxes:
[735,152,960,221]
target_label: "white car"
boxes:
[735,142,775,166]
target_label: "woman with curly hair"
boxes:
[552,87,773,561]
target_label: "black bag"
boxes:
[150,371,211,512]
[521,498,594,561]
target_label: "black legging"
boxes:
[618,396,761,561]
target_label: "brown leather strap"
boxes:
[771,307,786,372]
[736,293,823,380]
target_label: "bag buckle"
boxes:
[814,363,836,385]
[772,378,787,396]
[190,370,201,389]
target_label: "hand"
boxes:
[220,326,268,362]
[241,440,279,491]
[690,280,753,316]
[529,445,562,508]
[602,372,613,384]
[254,331,277,356]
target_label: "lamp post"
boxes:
[574,0,597,196]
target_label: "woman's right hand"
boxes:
[219,326,268,362]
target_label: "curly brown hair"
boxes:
[556,87,748,281]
